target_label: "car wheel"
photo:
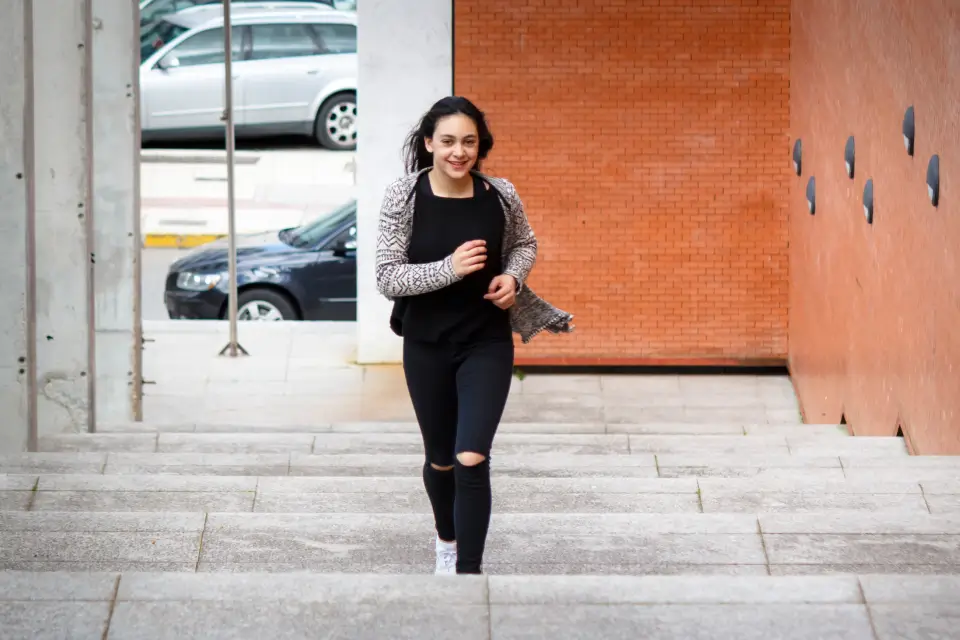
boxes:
[315,92,357,150]
[235,289,298,321]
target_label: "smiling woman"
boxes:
[375,96,573,577]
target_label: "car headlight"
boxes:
[176,272,222,291]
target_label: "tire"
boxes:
[314,92,357,150]
[233,288,299,322]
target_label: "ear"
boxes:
[423,137,434,154]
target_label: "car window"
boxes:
[312,23,357,54]
[285,201,356,249]
[250,23,323,61]
[140,0,205,26]
[165,27,243,68]
[237,0,335,4]
[140,19,190,63]
[329,224,357,250]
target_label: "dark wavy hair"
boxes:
[402,96,494,174]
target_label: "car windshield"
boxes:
[141,0,204,26]
[283,201,356,249]
[141,19,190,63]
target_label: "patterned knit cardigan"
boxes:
[375,167,574,343]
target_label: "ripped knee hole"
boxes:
[456,451,487,467]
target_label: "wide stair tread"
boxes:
[0,473,948,515]
[5,451,958,481]
[34,431,905,459]
[4,571,957,638]
[96,421,850,437]
[4,509,960,575]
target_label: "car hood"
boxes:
[170,229,298,273]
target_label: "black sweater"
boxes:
[400,173,511,343]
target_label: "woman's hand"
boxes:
[452,240,487,277]
[484,274,517,309]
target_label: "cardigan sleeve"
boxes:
[501,180,538,291]
[375,179,462,298]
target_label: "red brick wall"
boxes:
[454,0,791,364]
[789,1,960,454]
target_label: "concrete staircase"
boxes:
[3,418,960,638]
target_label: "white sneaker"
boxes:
[435,537,457,575]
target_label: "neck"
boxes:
[428,167,473,198]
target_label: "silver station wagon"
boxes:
[140,5,357,149]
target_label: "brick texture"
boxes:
[454,0,791,364]
[789,1,960,453]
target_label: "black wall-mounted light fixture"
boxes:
[793,139,802,176]
[863,179,874,224]
[927,154,940,206]
[844,136,855,179]
[806,176,816,215]
[903,106,915,156]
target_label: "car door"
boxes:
[240,22,327,127]
[140,26,247,132]
[300,221,357,320]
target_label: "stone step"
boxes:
[4,571,956,639]
[7,450,954,479]
[3,511,960,575]
[2,474,948,515]
[97,420,850,438]
[35,432,905,457]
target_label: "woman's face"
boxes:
[425,113,479,181]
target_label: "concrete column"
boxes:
[32,0,96,435]
[0,1,36,452]
[355,0,453,364]
[92,0,142,424]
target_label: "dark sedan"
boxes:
[164,200,357,321]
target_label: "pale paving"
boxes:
[140,320,802,425]
[2,322,959,638]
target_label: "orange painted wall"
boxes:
[454,0,791,364]
[789,0,960,453]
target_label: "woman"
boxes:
[375,96,573,575]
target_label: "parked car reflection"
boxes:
[165,200,358,321]
[140,5,357,149]
[139,0,349,30]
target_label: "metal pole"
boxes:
[219,0,247,357]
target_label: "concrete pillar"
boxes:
[32,0,96,435]
[92,0,142,424]
[355,0,453,364]
[0,1,36,452]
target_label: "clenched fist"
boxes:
[452,240,487,277]
[484,274,517,309]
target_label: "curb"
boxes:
[140,149,261,165]
[144,233,225,249]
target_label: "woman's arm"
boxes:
[501,181,538,291]
[375,180,462,298]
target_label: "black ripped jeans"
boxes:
[402,337,514,574]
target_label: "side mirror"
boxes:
[333,239,357,257]
[158,55,181,70]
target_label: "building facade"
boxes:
[1,0,957,454]
[358,0,958,452]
